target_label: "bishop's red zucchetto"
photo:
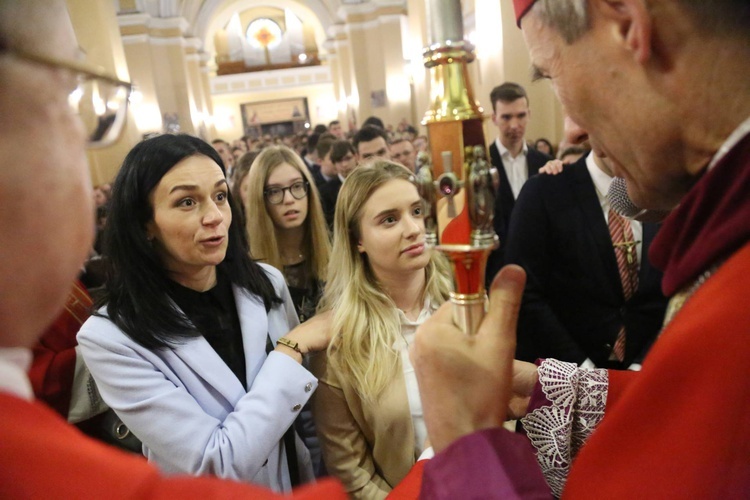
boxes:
[513,0,538,26]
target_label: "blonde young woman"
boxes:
[244,146,331,323]
[310,161,452,499]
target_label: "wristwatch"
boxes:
[277,336,303,354]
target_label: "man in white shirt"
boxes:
[486,82,552,285]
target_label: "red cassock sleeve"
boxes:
[387,459,426,499]
[563,244,750,498]
[28,280,92,416]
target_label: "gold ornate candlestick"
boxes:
[422,0,485,179]
[418,0,498,335]
[416,146,498,335]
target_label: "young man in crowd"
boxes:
[485,81,552,285]
[390,137,417,172]
[352,125,391,163]
[328,119,345,139]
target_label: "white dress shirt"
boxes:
[585,153,643,265]
[709,115,750,170]
[496,138,530,199]
[0,347,34,400]
[584,153,644,371]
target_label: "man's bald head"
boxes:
[0,0,77,56]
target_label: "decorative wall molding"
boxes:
[118,13,151,26]
[211,64,331,95]
[122,33,151,45]
[148,16,191,33]
[118,12,190,34]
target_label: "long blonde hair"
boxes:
[244,145,330,281]
[318,161,452,400]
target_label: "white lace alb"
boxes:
[520,359,608,497]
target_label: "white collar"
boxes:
[585,152,614,200]
[708,115,750,171]
[496,138,528,159]
[396,296,437,326]
[0,347,34,400]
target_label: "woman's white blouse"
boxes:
[393,298,437,456]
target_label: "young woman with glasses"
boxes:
[244,145,332,478]
[310,161,452,498]
[244,146,331,324]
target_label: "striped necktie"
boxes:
[609,209,639,362]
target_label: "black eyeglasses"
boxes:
[264,181,309,204]
[1,47,132,148]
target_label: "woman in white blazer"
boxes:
[77,134,328,492]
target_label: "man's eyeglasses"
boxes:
[264,181,309,205]
[2,47,132,148]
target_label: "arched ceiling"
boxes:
[132,0,341,55]
[128,0,412,61]
[197,0,334,56]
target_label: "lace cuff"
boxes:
[520,359,608,497]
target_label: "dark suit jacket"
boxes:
[486,143,552,285]
[305,161,328,191]
[504,156,668,368]
[319,176,343,229]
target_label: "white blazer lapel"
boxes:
[233,285,270,385]
[171,331,247,405]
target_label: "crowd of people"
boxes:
[77,116,449,497]
[47,99,598,498]
[2,0,748,498]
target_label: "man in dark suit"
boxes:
[504,137,668,368]
[307,132,337,190]
[319,139,357,228]
[320,126,391,229]
[302,132,324,187]
[485,82,552,285]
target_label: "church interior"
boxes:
[68,0,563,184]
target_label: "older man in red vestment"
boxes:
[0,1,345,498]
[399,0,750,498]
